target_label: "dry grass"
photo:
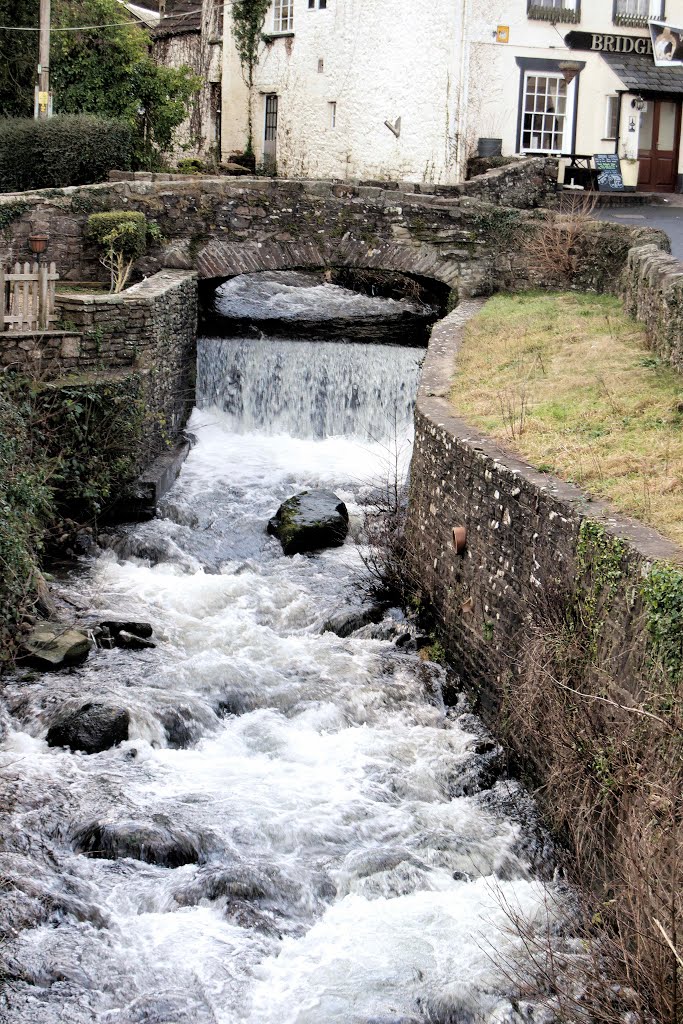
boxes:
[453,291,683,545]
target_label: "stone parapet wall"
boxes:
[455,157,559,208]
[623,243,683,373]
[0,176,551,296]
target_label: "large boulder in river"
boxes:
[73,820,202,867]
[47,702,130,754]
[20,624,92,670]
[268,490,349,555]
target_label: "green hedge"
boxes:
[0,115,133,193]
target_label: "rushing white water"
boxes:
[0,285,561,1024]
[213,271,430,321]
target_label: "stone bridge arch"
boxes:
[163,237,471,293]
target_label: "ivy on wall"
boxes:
[230,0,272,152]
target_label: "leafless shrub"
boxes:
[498,385,529,439]
[524,194,599,288]
[497,591,683,1024]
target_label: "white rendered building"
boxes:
[155,0,683,191]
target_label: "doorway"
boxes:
[264,94,278,174]
[638,98,681,193]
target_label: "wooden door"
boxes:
[263,94,278,174]
[638,99,681,192]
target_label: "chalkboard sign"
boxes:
[594,153,625,192]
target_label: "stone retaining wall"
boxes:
[406,299,682,713]
[623,243,683,373]
[54,270,198,441]
[0,330,83,372]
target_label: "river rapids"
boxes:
[0,274,563,1024]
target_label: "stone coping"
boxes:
[56,270,197,306]
[418,291,683,566]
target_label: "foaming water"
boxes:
[0,286,562,1024]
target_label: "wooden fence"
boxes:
[1,261,58,332]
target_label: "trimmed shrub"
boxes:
[0,115,133,193]
[87,211,147,291]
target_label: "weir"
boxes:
[0,274,560,1024]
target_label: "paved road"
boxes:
[595,203,683,260]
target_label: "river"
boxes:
[0,273,559,1024]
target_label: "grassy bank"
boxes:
[453,291,683,545]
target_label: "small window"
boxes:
[273,0,293,32]
[317,58,324,73]
[329,101,337,128]
[614,0,663,24]
[527,0,580,23]
[308,0,315,7]
[319,0,327,8]
[605,95,619,139]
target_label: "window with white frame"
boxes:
[605,95,619,139]
[520,73,568,153]
[273,0,293,32]
[329,101,337,128]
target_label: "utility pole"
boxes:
[35,0,52,119]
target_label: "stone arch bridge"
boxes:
[0,165,557,298]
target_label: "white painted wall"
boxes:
[217,0,683,185]
[221,0,468,184]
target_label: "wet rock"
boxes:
[159,707,197,748]
[92,625,115,650]
[322,602,389,638]
[20,624,92,670]
[47,702,129,754]
[100,620,154,639]
[69,529,100,557]
[34,572,57,620]
[116,630,156,651]
[267,489,349,555]
[73,821,202,867]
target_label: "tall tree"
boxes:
[0,0,199,166]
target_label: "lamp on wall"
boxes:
[631,95,646,112]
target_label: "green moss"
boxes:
[642,562,683,683]
[575,520,627,656]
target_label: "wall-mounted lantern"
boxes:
[631,95,646,112]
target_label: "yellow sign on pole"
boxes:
[496,25,510,43]
[38,91,49,109]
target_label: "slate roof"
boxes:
[601,52,683,94]
[152,0,202,39]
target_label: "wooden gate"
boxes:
[1,261,58,331]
